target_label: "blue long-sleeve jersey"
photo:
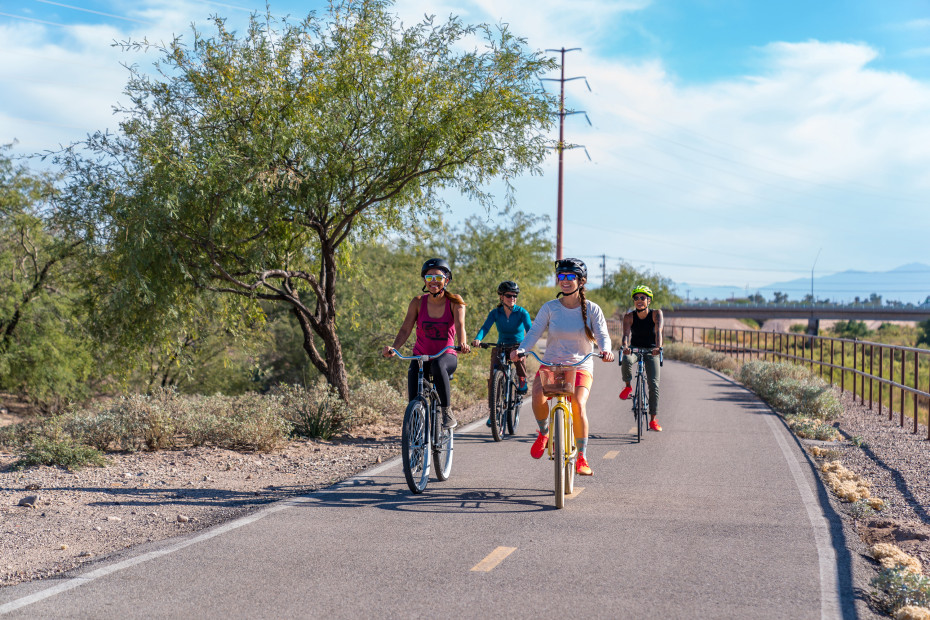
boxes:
[474,305,533,345]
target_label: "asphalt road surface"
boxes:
[0,360,855,619]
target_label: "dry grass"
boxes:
[663,343,739,374]
[896,605,930,620]
[822,460,873,502]
[873,543,924,574]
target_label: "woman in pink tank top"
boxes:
[382,258,471,429]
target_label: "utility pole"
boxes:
[601,254,607,287]
[541,48,590,266]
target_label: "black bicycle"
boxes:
[624,347,663,443]
[478,343,524,441]
[388,345,461,494]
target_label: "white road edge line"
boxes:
[763,412,841,620]
[0,411,502,614]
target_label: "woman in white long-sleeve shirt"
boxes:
[512,258,614,476]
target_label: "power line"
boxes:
[34,0,152,24]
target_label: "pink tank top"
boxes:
[412,295,457,356]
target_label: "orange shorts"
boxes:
[534,368,593,391]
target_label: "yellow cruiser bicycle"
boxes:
[523,350,606,509]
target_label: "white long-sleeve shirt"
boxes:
[519,298,612,374]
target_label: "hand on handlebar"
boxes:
[382,346,396,358]
[471,339,480,347]
[509,349,525,362]
[601,350,615,363]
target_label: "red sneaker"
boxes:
[576,454,593,475]
[530,431,549,459]
[649,419,663,432]
[619,386,632,400]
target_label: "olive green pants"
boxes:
[621,353,660,417]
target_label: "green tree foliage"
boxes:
[56,0,556,400]
[832,320,871,339]
[772,291,789,303]
[0,147,94,406]
[597,261,680,315]
[917,320,930,348]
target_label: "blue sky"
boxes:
[3,0,930,300]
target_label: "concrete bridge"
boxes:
[663,302,930,333]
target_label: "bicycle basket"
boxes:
[538,365,577,396]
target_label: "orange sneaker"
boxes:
[649,419,663,432]
[576,454,593,475]
[530,431,549,459]
[619,386,632,400]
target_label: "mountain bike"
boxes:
[388,346,462,494]
[624,347,663,443]
[478,343,523,441]
[522,350,606,509]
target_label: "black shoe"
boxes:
[442,410,458,429]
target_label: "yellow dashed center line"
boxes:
[567,487,584,499]
[471,546,517,572]
[603,450,619,459]
[627,425,637,434]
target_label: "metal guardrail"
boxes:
[666,324,930,439]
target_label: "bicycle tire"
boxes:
[564,410,575,496]
[507,385,521,435]
[489,370,507,442]
[431,390,453,481]
[553,405,566,509]
[636,373,647,442]
[401,398,431,493]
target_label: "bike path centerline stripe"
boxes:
[471,547,517,572]
[567,487,584,499]
[603,450,619,459]
[627,426,637,434]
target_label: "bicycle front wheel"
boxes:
[431,391,454,481]
[489,370,507,442]
[401,398,431,493]
[553,405,566,509]
[636,375,647,442]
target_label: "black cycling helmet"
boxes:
[497,281,519,295]
[421,258,452,281]
[555,257,587,280]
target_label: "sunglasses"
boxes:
[423,274,445,283]
[502,293,518,299]
[633,295,649,301]
[556,273,578,281]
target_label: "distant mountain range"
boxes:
[676,263,930,305]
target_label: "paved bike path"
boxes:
[0,361,852,618]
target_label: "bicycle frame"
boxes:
[523,350,604,508]
[389,345,460,493]
[625,347,663,442]
[478,343,523,439]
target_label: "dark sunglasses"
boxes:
[556,273,577,281]
[502,293,518,299]
[633,295,649,301]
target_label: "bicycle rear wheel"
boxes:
[488,370,507,442]
[635,374,647,442]
[553,405,566,509]
[431,390,453,481]
[401,398,431,493]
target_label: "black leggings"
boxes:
[408,354,458,407]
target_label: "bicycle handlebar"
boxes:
[519,350,606,367]
[477,343,519,349]
[622,346,663,367]
[387,345,463,361]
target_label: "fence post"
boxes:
[819,338,823,378]
[830,339,834,386]
[852,342,858,404]
[900,352,905,427]
[879,346,884,418]
[914,350,919,434]
[841,340,845,393]
[868,344,873,410]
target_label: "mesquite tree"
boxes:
[58,0,555,399]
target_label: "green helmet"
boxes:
[631,284,653,299]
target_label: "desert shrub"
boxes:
[198,392,290,451]
[873,566,930,613]
[847,499,876,520]
[58,390,179,452]
[274,380,353,441]
[349,378,406,426]
[13,438,107,470]
[896,605,930,620]
[737,361,842,421]
[663,343,739,374]
[786,415,840,441]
